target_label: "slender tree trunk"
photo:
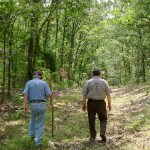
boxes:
[73,33,82,75]
[60,9,67,81]
[45,21,50,50]
[12,21,20,89]
[27,1,39,80]
[135,29,141,83]
[126,48,131,79]
[7,20,15,98]
[136,48,140,83]
[68,22,75,80]
[27,35,34,80]
[54,1,60,82]
[138,28,146,82]
[8,32,13,97]
[2,28,7,103]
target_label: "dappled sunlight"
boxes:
[1,85,150,149]
[54,101,66,108]
[5,120,25,126]
[1,120,28,146]
[120,131,150,150]
[47,85,150,149]
[107,85,150,150]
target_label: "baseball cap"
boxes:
[33,70,43,77]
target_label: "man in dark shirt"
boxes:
[82,69,111,143]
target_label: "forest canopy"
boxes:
[0,0,150,102]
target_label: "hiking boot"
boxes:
[88,137,95,143]
[30,137,35,140]
[98,135,106,143]
[101,135,106,142]
[35,144,42,149]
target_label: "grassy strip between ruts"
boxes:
[0,85,150,150]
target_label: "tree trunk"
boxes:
[68,22,75,80]
[60,9,67,81]
[27,1,39,80]
[138,28,146,82]
[73,33,82,76]
[1,28,7,103]
[27,25,35,81]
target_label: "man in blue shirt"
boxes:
[23,70,52,148]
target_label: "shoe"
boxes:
[101,135,106,142]
[30,137,35,140]
[35,144,42,149]
[98,135,106,143]
[88,137,95,143]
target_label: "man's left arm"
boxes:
[45,83,53,100]
[107,95,111,111]
[105,81,112,111]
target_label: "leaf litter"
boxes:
[1,84,150,150]
[48,85,150,150]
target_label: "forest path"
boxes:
[50,84,150,150]
[0,84,150,150]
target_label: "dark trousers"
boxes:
[87,99,107,139]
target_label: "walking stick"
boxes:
[50,96,54,137]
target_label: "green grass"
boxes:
[125,105,150,132]
[1,85,150,150]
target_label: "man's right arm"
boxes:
[23,82,29,113]
[82,95,87,111]
[23,93,28,113]
[82,82,89,111]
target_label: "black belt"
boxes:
[30,100,46,103]
[88,98,104,101]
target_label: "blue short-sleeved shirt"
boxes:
[23,78,52,102]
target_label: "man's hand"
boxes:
[82,96,87,111]
[82,103,86,111]
[108,103,111,111]
[24,104,28,113]
[107,95,111,111]
[23,94,28,113]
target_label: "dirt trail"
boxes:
[52,86,150,150]
[0,85,150,150]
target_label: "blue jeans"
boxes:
[29,102,46,146]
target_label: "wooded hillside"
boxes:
[0,1,150,149]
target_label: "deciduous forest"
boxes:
[0,0,150,150]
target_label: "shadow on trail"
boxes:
[107,85,150,150]
[52,139,118,150]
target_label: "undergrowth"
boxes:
[0,84,150,150]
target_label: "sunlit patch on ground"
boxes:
[0,85,150,150]
[5,120,25,126]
